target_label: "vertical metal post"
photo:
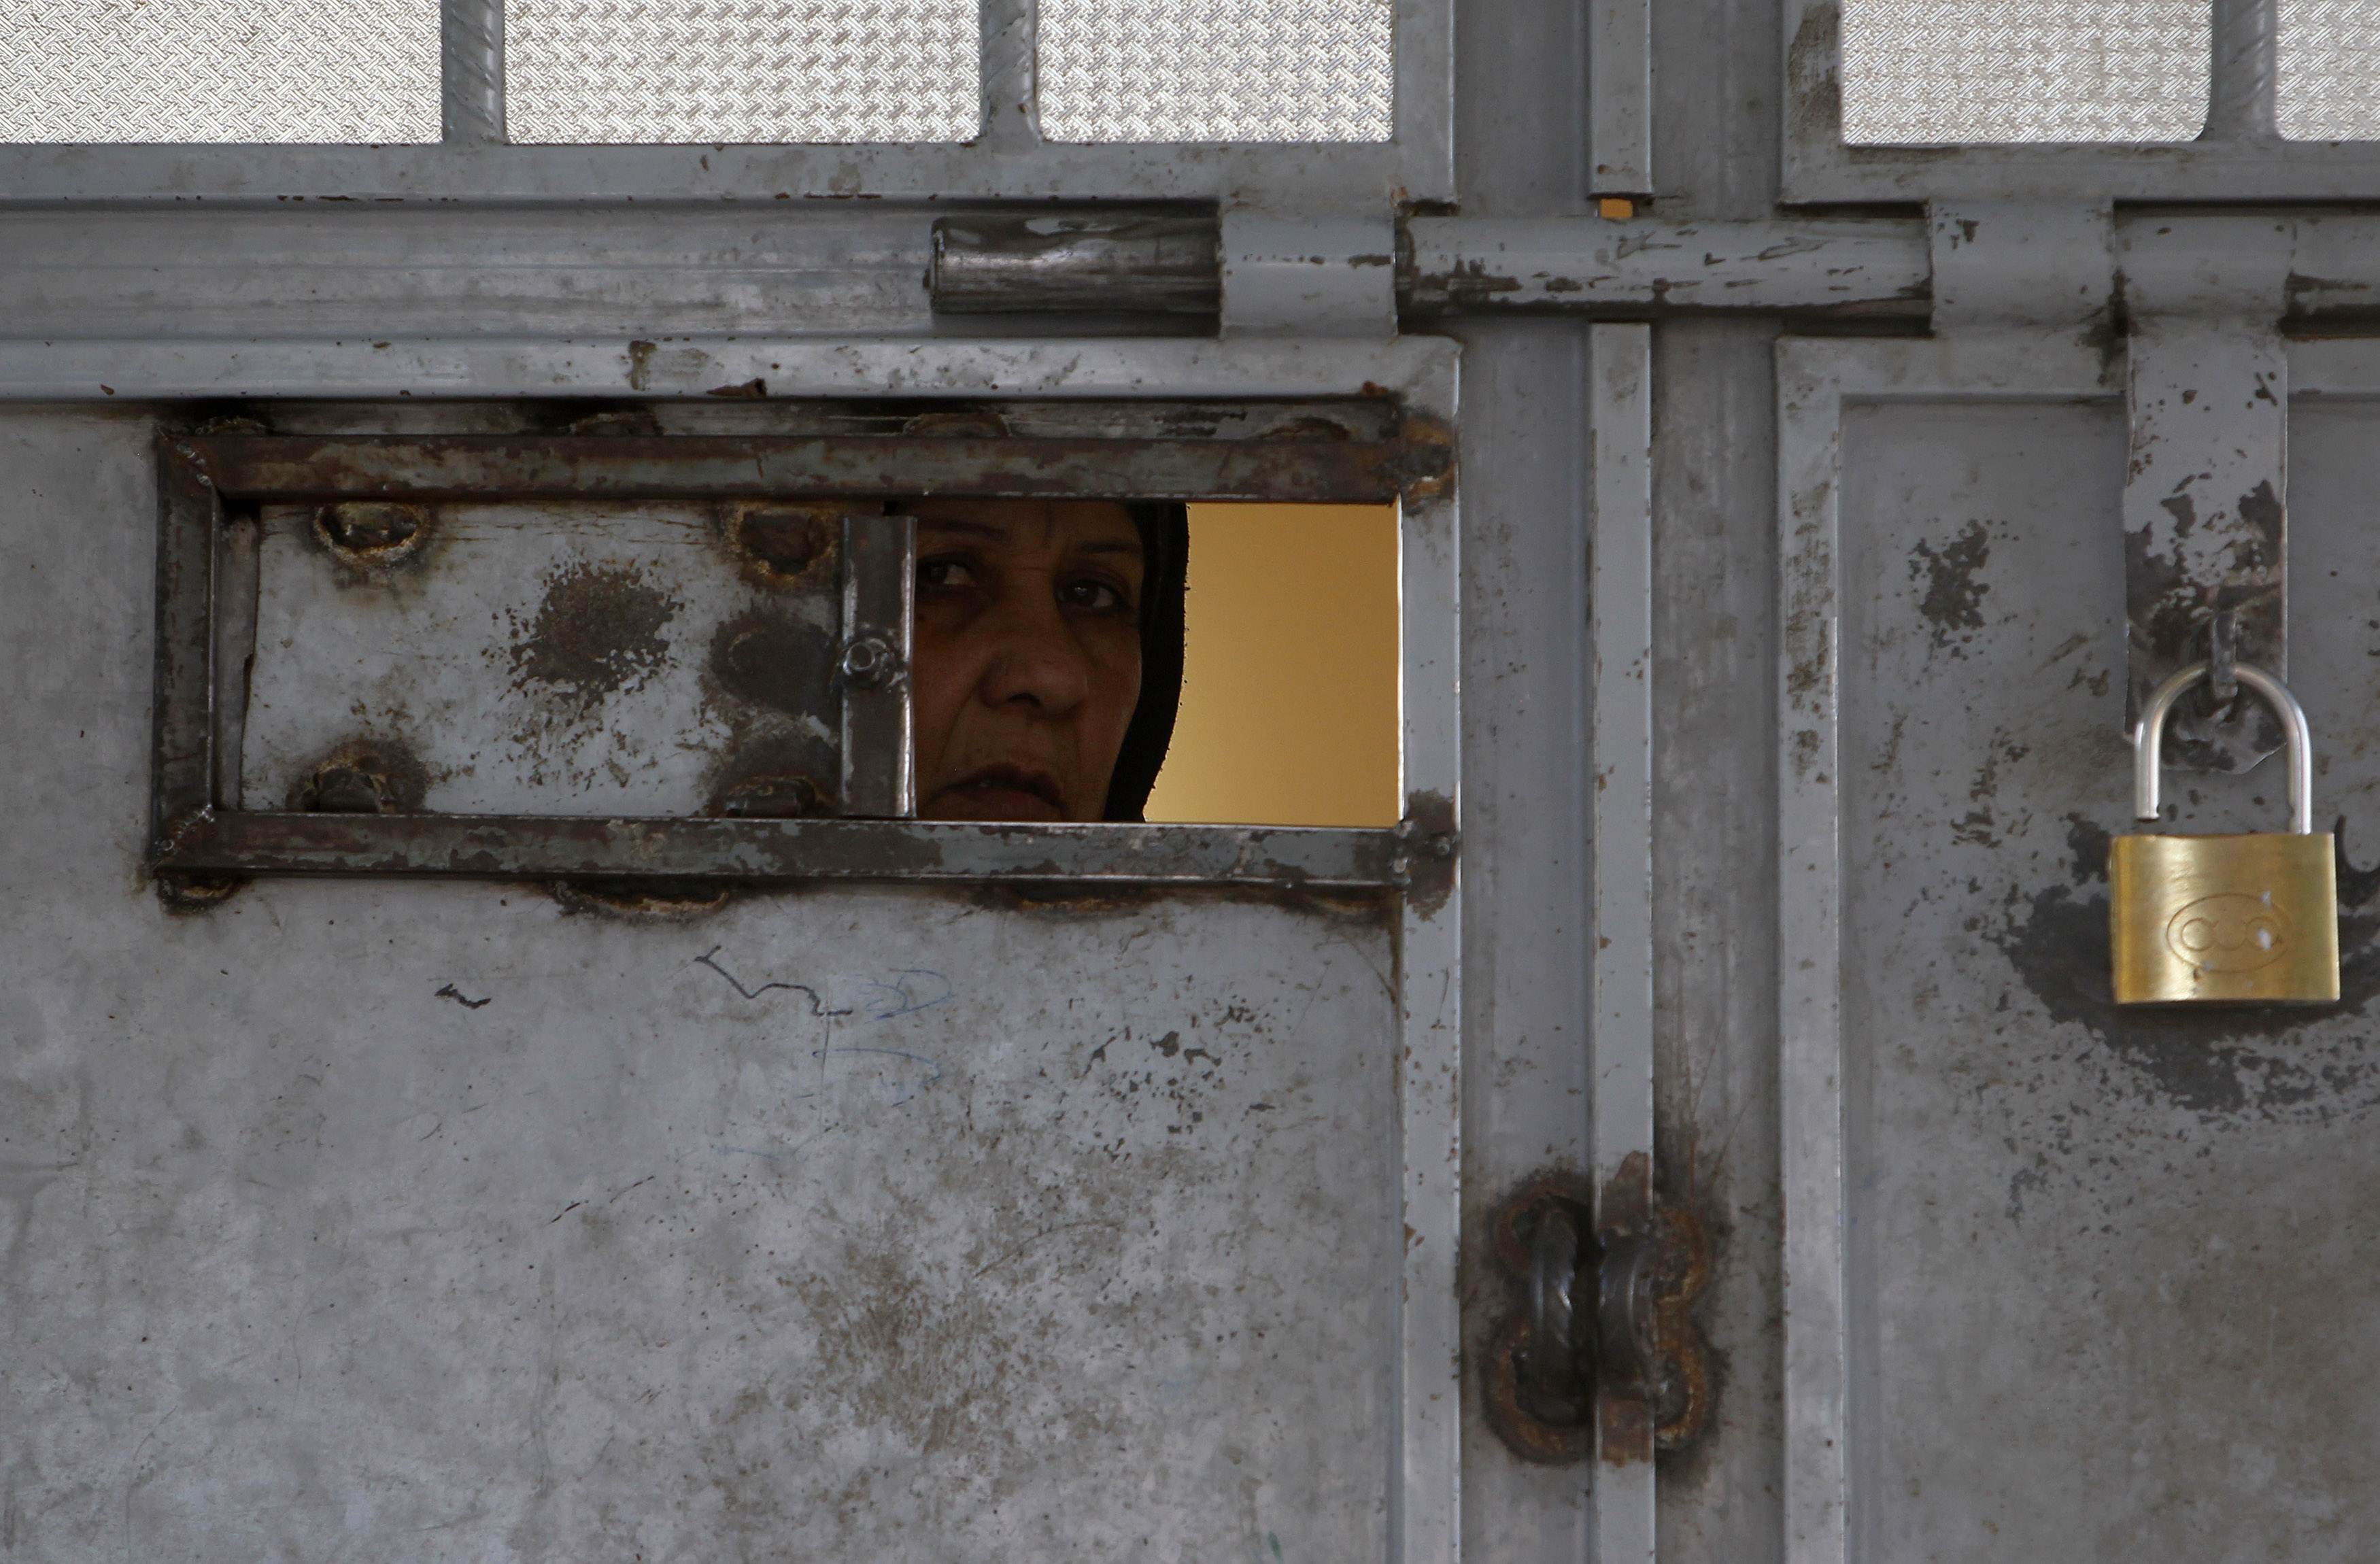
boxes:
[443,0,505,146]
[979,0,1036,149]
[1588,0,1653,195]
[1775,341,1851,1564]
[1589,321,1656,1559]
[2204,0,2277,143]
[838,513,917,819]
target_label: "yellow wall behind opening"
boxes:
[1143,503,1401,827]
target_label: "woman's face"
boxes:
[908,498,1146,822]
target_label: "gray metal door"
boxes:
[8,1,2380,1561]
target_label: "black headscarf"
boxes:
[1104,501,1189,821]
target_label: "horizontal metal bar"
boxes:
[177,432,1427,503]
[154,811,1408,888]
[932,211,1220,317]
[1401,218,1932,318]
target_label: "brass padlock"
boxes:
[2111,660,2339,1005]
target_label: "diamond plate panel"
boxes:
[1841,0,2210,144]
[506,0,977,144]
[0,0,440,143]
[1037,0,1393,143]
[2279,0,2380,139]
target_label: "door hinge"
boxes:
[1482,1161,1715,1466]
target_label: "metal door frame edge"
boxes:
[1773,334,2116,1564]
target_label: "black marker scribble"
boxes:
[435,983,492,1010]
[696,946,853,1016]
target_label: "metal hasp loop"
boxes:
[1518,1205,1590,1426]
[1481,1174,1717,1466]
[2134,659,2312,832]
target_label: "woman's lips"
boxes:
[935,764,1068,819]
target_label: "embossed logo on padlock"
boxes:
[2109,660,2341,1006]
[2164,893,2291,973]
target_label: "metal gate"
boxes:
[3,1,2377,1561]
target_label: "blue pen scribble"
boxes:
[856,968,955,1022]
[815,1046,946,1104]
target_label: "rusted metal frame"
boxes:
[152,384,1450,889]
[177,433,1418,505]
[148,443,221,851]
[150,811,1406,887]
[1775,336,2114,1564]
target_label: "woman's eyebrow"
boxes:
[917,518,1005,540]
[1076,540,1142,557]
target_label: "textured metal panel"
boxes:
[2279,0,2380,138]
[0,0,441,142]
[504,0,978,143]
[1036,0,1393,142]
[1839,0,2209,144]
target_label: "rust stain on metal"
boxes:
[709,768,832,821]
[509,562,680,707]
[1400,790,1458,916]
[312,499,432,578]
[182,432,1417,506]
[1480,1169,1596,1467]
[900,409,1012,439]
[551,877,736,921]
[1597,1150,1656,1467]
[288,736,432,815]
[1909,520,1992,650]
[709,607,838,719]
[1392,414,1457,503]
[1650,1200,1716,1452]
[721,502,838,589]
[154,871,246,913]
[707,378,769,399]
[1483,1311,1595,1465]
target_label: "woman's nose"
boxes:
[975,582,1092,714]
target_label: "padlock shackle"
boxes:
[2134,660,2313,833]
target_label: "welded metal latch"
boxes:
[1482,1163,1713,1466]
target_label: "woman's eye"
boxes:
[1062,579,1134,616]
[918,558,976,589]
